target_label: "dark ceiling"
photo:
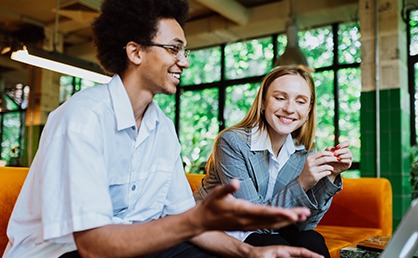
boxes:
[0,0,359,85]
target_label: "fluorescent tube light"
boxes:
[11,47,111,84]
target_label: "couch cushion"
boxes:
[0,167,29,251]
[316,225,383,258]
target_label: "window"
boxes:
[154,21,361,174]
[59,76,98,103]
[0,83,29,166]
[59,23,362,175]
[408,9,418,145]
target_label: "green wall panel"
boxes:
[360,89,411,229]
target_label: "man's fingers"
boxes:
[296,248,325,258]
[209,178,240,200]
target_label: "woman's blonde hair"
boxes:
[205,65,317,173]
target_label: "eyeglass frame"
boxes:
[137,41,190,61]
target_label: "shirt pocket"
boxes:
[109,183,129,217]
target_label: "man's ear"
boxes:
[125,41,142,65]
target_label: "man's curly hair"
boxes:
[92,0,189,75]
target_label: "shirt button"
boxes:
[131,185,136,191]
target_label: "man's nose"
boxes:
[177,56,190,68]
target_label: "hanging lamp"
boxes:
[275,0,309,67]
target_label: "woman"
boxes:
[194,65,352,258]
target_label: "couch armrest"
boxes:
[318,177,392,236]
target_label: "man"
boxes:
[3,0,323,257]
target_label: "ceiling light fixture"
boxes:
[11,46,111,84]
[10,0,110,84]
[275,0,309,67]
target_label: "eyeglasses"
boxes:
[139,42,190,61]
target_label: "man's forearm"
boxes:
[74,207,204,258]
[190,231,251,258]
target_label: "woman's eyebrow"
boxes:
[272,90,310,99]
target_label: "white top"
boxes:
[3,75,195,258]
[265,135,296,200]
[227,128,299,241]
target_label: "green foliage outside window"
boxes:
[313,71,335,150]
[411,11,418,144]
[180,89,219,173]
[299,26,333,68]
[277,34,287,56]
[338,22,361,64]
[225,83,259,127]
[60,76,74,103]
[338,68,361,162]
[60,76,98,103]
[409,10,418,56]
[415,64,418,144]
[1,111,22,165]
[55,22,362,177]
[176,22,362,174]
[225,37,274,79]
[0,93,24,166]
[154,94,175,121]
[181,47,221,86]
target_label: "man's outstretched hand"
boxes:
[193,179,311,232]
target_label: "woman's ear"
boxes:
[125,41,142,65]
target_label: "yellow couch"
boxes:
[316,177,392,257]
[0,167,29,251]
[0,168,392,258]
[186,174,393,258]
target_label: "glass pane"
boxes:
[154,94,175,121]
[299,26,333,68]
[4,94,19,110]
[338,22,361,64]
[225,37,273,79]
[1,112,22,166]
[180,89,219,173]
[60,76,74,103]
[79,79,97,91]
[415,63,418,144]
[225,83,259,127]
[277,33,287,57]
[410,10,418,56]
[313,70,335,150]
[60,76,99,102]
[181,47,221,85]
[5,83,28,109]
[342,169,361,178]
[338,68,361,162]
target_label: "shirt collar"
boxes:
[109,75,159,131]
[250,126,304,155]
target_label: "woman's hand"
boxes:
[325,141,352,174]
[325,141,352,182]
[298,151,337,191]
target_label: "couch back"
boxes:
[185,173,205,192]
[319,177,393,236]
[0,169,205,252]
[0,166,29,251]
